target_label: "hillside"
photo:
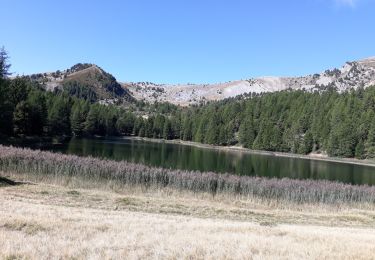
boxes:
[27,63,133,103]
[23,56,375,106]
[124,57,375,106]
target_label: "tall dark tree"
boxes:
[0,47,11,79]
[27,90,47,135]
[13,101,31,135]
[355,139,365,159]
[239,118,255,148]
[365,117,375,158]
[182,116,192,141]
[0,79,13,135]
[104,107,118,136]
[116,112,135,135]
[162,120,173,140]
[48,96,71,136]
[8,77,28,106]
[84,105,100,135]
[71,100,90,136]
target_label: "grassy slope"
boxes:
[1,180,375,259]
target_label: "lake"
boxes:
[45,137,375,185]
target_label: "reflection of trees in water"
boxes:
[60,138,375,185]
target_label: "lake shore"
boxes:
[123,136,375,168]
[2,144,375,205]
[1,145,375,259]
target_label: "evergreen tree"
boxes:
[8,77,28,106]
[365,117,375,158]
[48,96,71,136]
[327,100,357,157]
[239,118,255,148]
[104,107,118,136]
[133,117,144,136]
[153,114,165,138]
[205,114,220,144]
[13,101,30,135]
[162,120,173,140]
[144,117,154,138]
[27,90,47,135]
[0,46,11,79]
[70,101,89,136]
[298,131,314,154]
[0,79,13,135]
[355,139,365,159]
[116,112,135,135]
[182,117,192,141]
[84,105,99,135]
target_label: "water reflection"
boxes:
[46,137,375,185]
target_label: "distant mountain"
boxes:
[25,57,375,106]
[26,63,133,103]
[123,57,375,106]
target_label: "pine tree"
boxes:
[84,105,99,135]
[194,120,204,143]
[182,117,192,141]
[298,131,314,154]
[27,91,47,135]
[48,96,71,136]
[355,139,365,159]
[116,112,135,135]
[0,79,13,135]
[218,126,228,145]
[104,107,118,136]
[8,77,28,107]
[71,101,89,136]
[365,117,375,158]
[162,120,173,140]
[133,117,144,136]
[205,115,219,144]
[13,101,30,135]
[0,47,11,79]
[327,101,356,157]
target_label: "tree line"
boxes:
[133,87,375,159]
[176,88,375,159]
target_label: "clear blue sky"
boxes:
[2,0,374,84]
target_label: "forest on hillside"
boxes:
[1,47,375,159]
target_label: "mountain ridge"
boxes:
[123,56,375,106]
[24,57,375,106]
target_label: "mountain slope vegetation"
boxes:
[26,63,133,103]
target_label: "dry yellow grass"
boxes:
[1,183,375,259]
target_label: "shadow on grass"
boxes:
[0,176,24,187]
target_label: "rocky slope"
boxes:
[26,63,133,103]
[124,57,375,106]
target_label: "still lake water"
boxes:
[46,137,375,185]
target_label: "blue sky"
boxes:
[1,0,374,84]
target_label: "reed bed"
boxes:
[1,145,375,205]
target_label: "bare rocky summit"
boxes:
[124,57,375,106]
[25,63,133,102]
